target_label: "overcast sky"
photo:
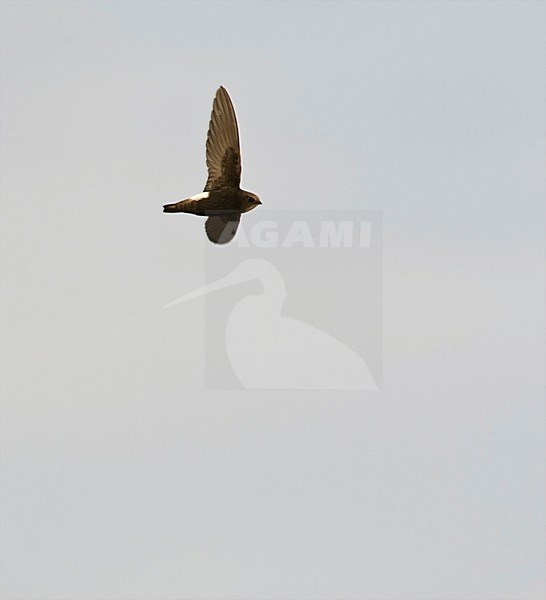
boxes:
[1,1,544,599]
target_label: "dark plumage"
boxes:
[163,86,261,244]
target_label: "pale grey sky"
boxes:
[0,1,544,599]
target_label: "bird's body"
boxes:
[164,188,258,216]
[163,87,261,244]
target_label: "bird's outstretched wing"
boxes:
[205,212,241,244]
[204,87,241,191]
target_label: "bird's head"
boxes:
[241,191,262,212]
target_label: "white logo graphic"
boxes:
[166,258,378,390]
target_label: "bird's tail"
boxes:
[163,199,195,213]
[163,201,183,213]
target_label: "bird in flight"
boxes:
[163,86,261,244]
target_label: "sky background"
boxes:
[1,1,544,599]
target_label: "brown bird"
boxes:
[163,86,261,244]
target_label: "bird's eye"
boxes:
[247,197,254,202]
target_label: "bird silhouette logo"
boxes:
[163,86,261,244]
[166,259,378,390]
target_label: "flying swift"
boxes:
[163,86,261,244]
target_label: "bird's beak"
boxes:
[164,267,251,309]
